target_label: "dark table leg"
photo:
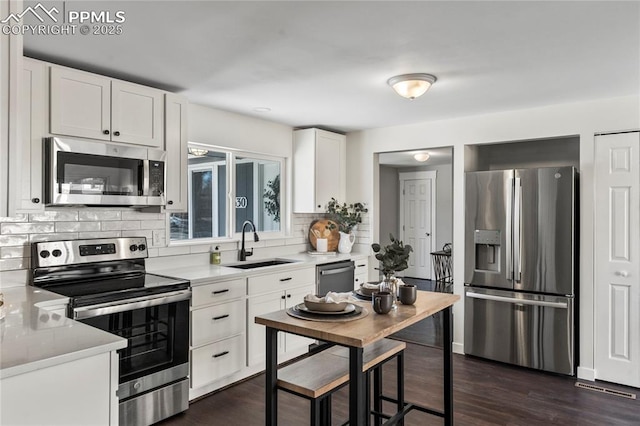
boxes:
[349,346,367,425]
[443,306,453,426]
[266,327,278,426]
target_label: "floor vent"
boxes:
[575,382,637,399]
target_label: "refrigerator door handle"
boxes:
[466,291,568,309]
[513,177,522,282]
[505,175,514,281]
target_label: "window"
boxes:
[170,144,283,242]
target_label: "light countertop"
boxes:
[150,252,368,286]
[0,286,127,379]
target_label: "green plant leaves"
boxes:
[370,234,413,275]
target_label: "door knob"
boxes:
[615,271,629,277]
[426,233,431,236]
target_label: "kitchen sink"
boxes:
[227,259,297,269]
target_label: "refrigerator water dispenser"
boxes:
[474,230,501,272]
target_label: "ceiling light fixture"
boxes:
[413,152,430,162]
[188,147,208,156]
[387,73,437,100]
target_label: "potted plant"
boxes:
[371,234,413,307]
[325,198,368,253]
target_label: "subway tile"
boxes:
[0,258,29,271]
[121,210,164,220]
[1,223,54,234]
[0,235,29,246]
[0,246,30,259]
[188,244,211,254]
[79,210,122,221]
[264,239,286,247]
[157,246,190,257]
[0,213,29,222]
[30,211,79,222]
[77,231,121,239]
[101,221,141,231]
[140,220,166,230]
[122,230,152,240]
[29,232,79,242]
[285,237,306,245]
[55,222,101,233]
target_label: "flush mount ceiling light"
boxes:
[387,73,437,100]
[414,152,430,162]
[188,147,208,156]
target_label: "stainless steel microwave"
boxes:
[45,137,166,206]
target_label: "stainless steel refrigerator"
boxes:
[464,166,576,375]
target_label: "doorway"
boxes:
[378,147,453,280]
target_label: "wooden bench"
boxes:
[277,338,406,425]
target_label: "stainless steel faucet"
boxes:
[239,220,259,261]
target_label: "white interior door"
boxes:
[400,171,436,279]
[594,131,640,387]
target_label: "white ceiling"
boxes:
[379,147,452,167]
[23,1,640,133]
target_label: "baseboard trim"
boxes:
[577,366,596,381]
[452,342,464,354]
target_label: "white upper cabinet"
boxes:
[164,93,188,211]
[111,80,163,146]
[50,66,163,148]
[293,128,346,213]
[11,57,46,213]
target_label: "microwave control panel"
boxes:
[148,161,165,196]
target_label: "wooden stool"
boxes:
[277,338,406,425]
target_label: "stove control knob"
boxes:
[129,245,138,252]
[40,250,50,258]
[137,244,146,251]
[52,249,62,257]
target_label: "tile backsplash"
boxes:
[0,209,167,272]
[0,209,371,275]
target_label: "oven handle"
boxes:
[73,290,191,320]
[319,265,355,276]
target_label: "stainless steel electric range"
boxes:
[30,237,191,426]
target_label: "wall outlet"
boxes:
[152,229,166,247]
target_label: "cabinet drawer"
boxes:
[191,278,245,307]
[247,267,315,295]
[354,258,368,273]
[191,335,245,389]
[191,300,245,347]
[354,273,368,288]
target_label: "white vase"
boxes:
[338,231,355,253]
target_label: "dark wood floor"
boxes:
[160,343,639,425]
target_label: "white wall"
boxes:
[345,95,640,378]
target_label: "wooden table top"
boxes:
[255,290,460,348]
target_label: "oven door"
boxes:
[73,290,191,400]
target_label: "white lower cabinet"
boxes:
[0,352,117,426]
[353,257,369,289]
[246,267,315,367]
[189,278,246,392]
[191,335,245,389]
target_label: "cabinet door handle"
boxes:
[113,131,121,136]
[212,351,229,358]
[32,198,40,204]
[287,294,291,298]
[212,289,229,295]
[357,264,366,267]
[281,295,286,299]
[279,277,292,282]
[212,314,229,321]
[103,130,110,135]
[167,200,174,205]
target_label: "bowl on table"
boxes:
[359,282,380,296]
[303,296,349,312]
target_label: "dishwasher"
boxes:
[316,260,355,295]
